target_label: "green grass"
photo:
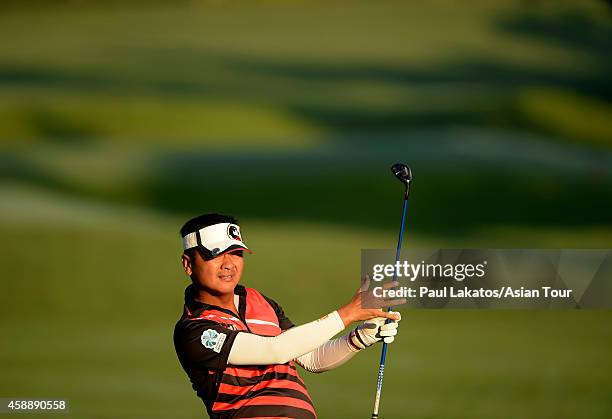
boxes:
[3,136,612,235]
[0,91,325,147]
[0,1,611,418]
[0,0,610,147]
[1,184,611,419]
[515,88,612,148]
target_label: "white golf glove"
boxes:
[349,311,401,350]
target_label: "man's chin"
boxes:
[217,279,239,291]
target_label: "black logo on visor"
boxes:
[227,224,242,241]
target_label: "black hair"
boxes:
[180,213,239,238]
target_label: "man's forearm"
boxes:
[294,332,361,373]
[295,314,402,372]
[227,311,345,365]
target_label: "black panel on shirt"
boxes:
[261,294,295,330]
[174,319,240,371]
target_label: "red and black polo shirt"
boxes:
[173,284,317,418]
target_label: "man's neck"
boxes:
[196,287,237,315]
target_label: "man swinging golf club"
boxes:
[173,213,404,419]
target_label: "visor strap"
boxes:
[195,229,203,247]
[194,228,214,259]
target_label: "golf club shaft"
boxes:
[371,190,409,419]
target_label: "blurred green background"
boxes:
[1,1,611,418]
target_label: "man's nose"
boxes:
[220,254,235,269]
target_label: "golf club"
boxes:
[371,163,413,419]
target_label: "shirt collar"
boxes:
[184,283,246,318]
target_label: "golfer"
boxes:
[173,213,402,418]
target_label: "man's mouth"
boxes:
[218,274,234,282]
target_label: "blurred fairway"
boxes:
[1,184,611,419]
[1,1,611,418]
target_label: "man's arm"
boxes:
[294,314,401,373]
[293,333,359,373]
[227,284,403,366]
[227,311,345,365]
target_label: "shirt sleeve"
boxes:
[228,311,345,365]
[262,294,295,330]
[174,319,240,370]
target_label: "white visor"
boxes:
[182,222,250,257]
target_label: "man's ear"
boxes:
[182,253,193,276]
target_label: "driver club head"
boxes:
[390,163,412,185]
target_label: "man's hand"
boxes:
[349,312,401,349]
[337,276,405,327]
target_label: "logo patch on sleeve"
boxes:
[200,329,227,353]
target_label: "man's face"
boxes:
[183,249,244,296]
